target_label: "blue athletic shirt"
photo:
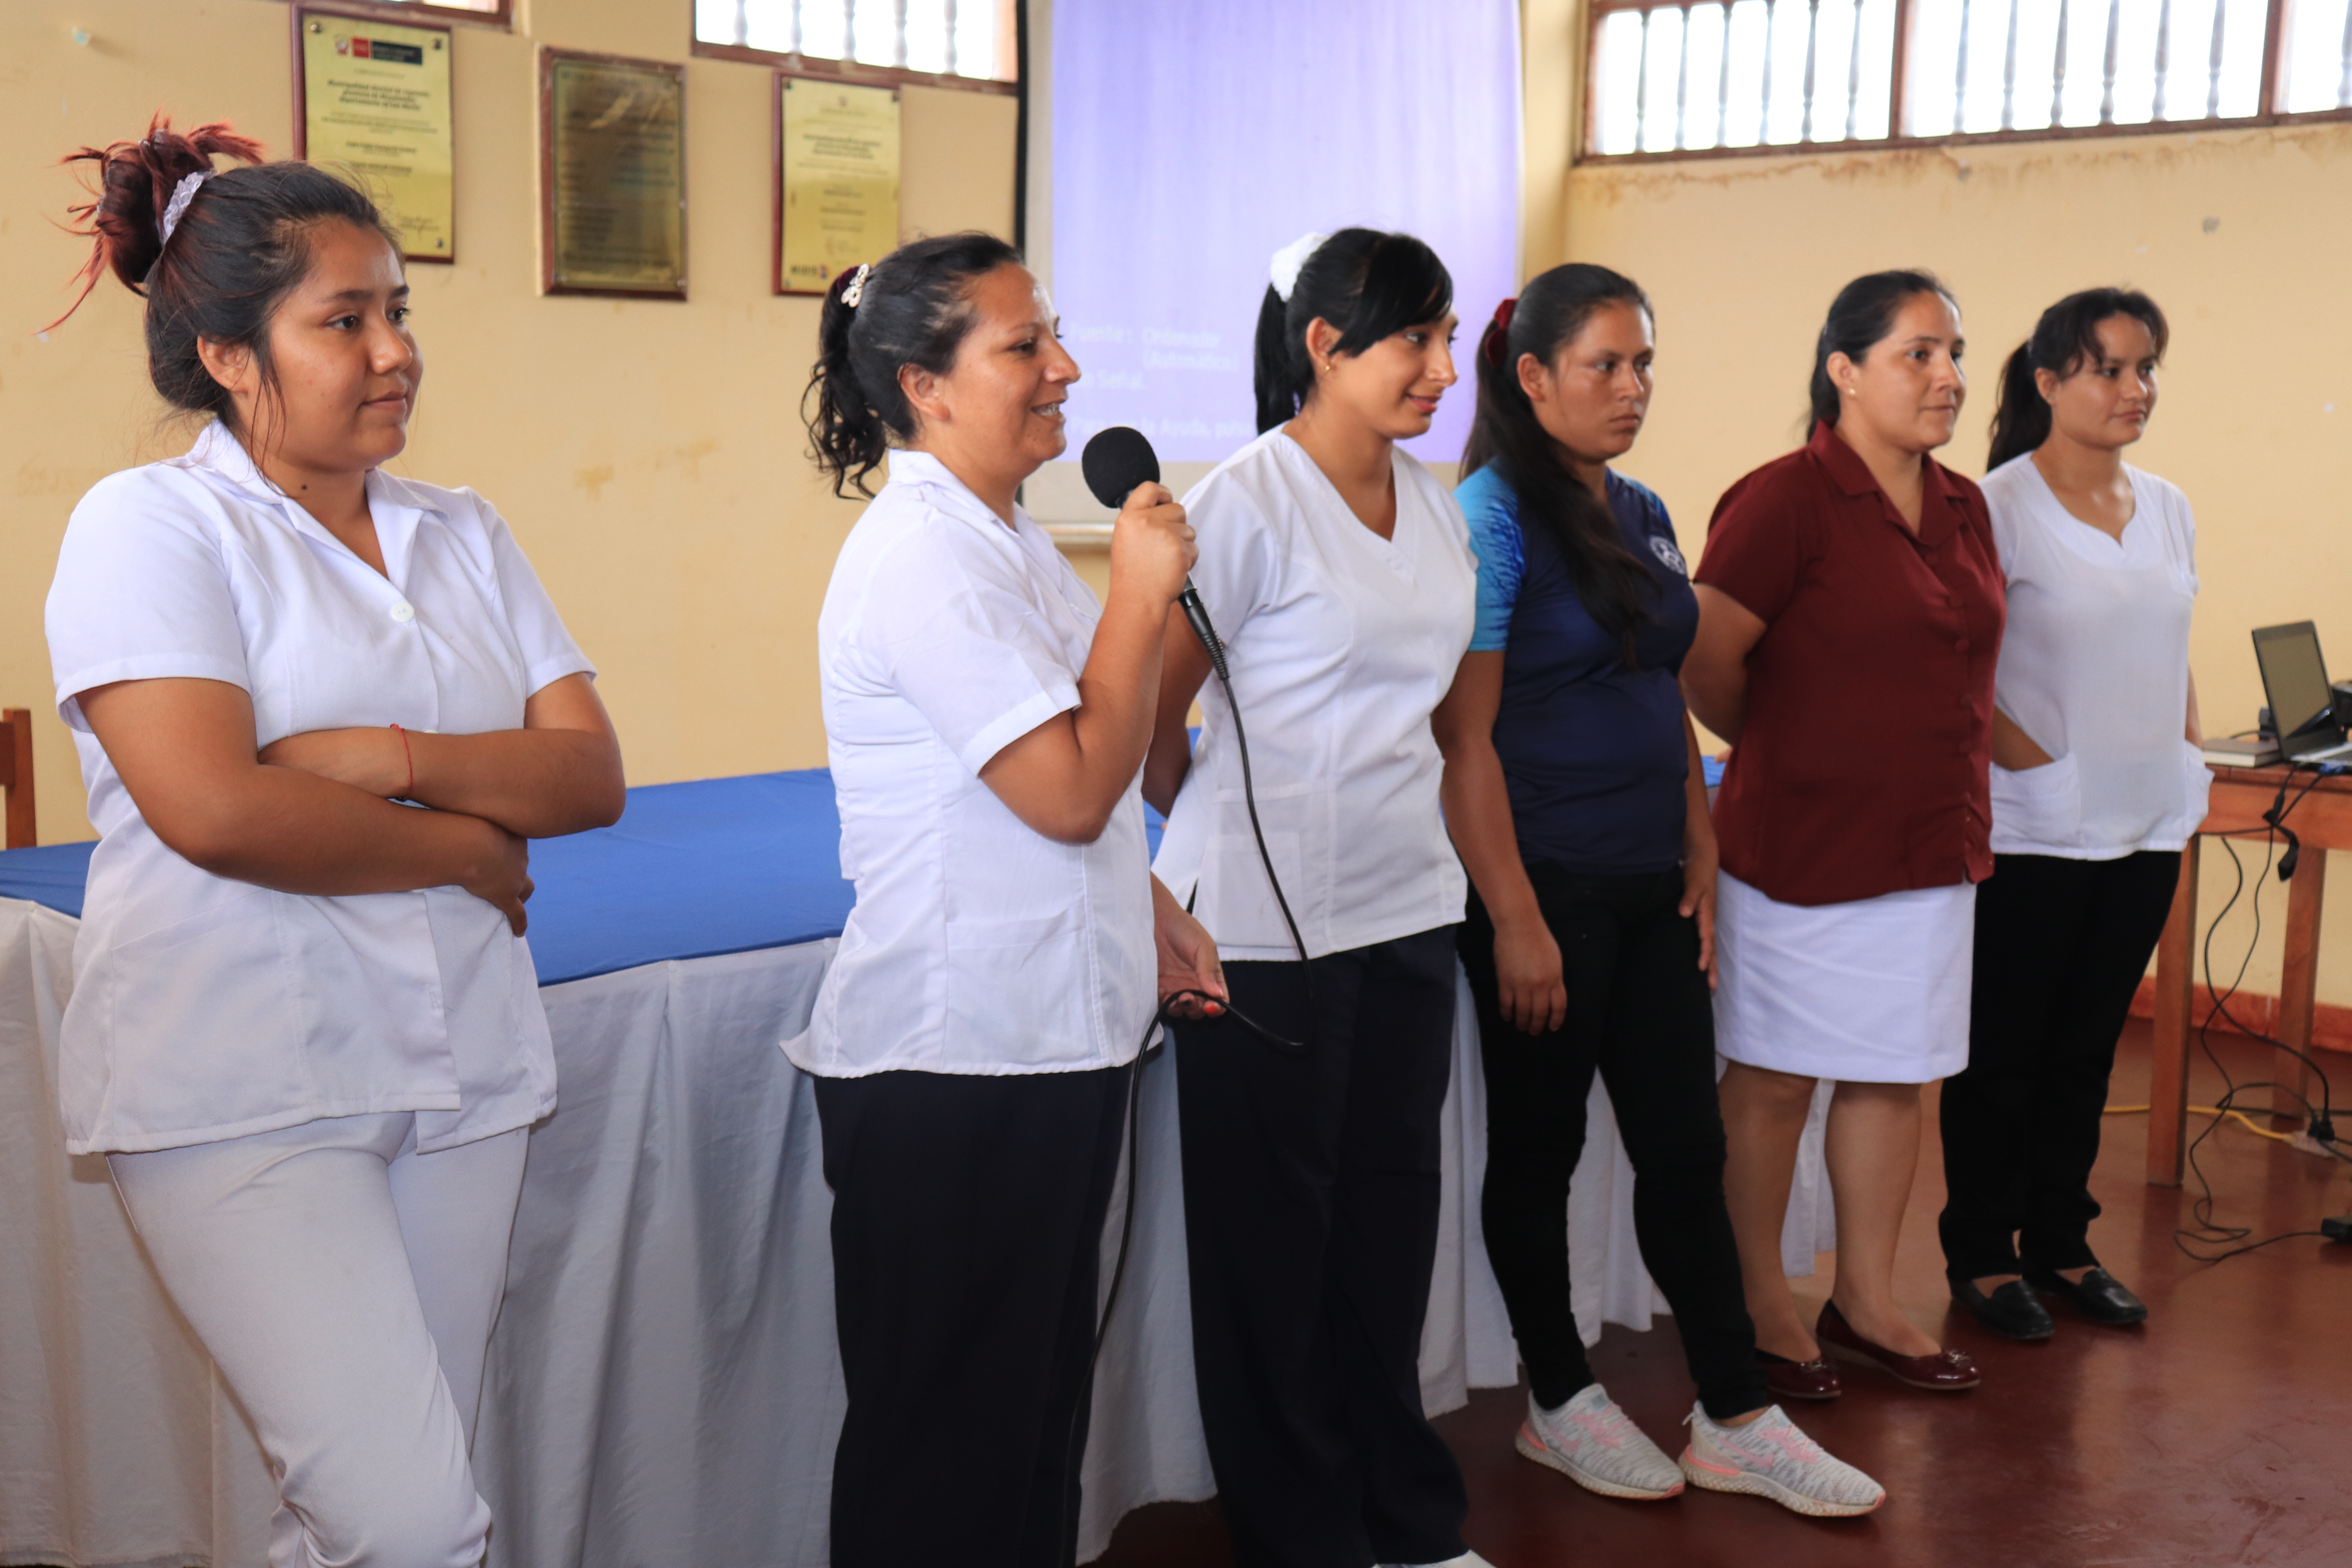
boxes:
[1456,462,1700,876]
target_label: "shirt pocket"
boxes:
[1201,829,1306,954]
[103,889,308,1129]
[944,907,1091,1058]
[1989,752,2082,851]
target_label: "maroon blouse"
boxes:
[1694,420,2005,907]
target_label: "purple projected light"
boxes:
[1050,0,1522,466]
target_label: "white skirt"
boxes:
[1712,870,1975,1083]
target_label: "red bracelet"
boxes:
[389,722,415,799]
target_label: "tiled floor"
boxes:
[1092,1023,2352,1568]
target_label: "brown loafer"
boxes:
[1758,1347,1842,1401]
[1816,1301,1980,1392]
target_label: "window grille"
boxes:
[1587,0,2352,156]
[694,0,1010,82]
[1590,0,1899,154]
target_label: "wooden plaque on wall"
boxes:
[773,75,900,296]
[539,48,687,298]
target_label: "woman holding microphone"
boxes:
[1939,289,2202,1338]
[1145,229,1489,1568]
[1437,263,1880,1516]
[1682,270,2000,1395]
[797,232,1223,1568]
[45,121,622,1567]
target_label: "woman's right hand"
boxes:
[1107,481,1196,607]
[1492,914,1568,1035]
[458,818,534,935]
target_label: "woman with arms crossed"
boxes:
[46,122,622,1568]
[1147,229,1489,1568]
[1681,270,1998,1397]
[1435,263,1880,1516]
[797,233,1222,1568]
[1939,289,2204,1339]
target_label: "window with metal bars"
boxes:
[693,0,1016,86]
[1586,0,2352,157]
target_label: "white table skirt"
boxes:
[0,896,1833,1568]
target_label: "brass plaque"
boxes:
[542,52,686,297]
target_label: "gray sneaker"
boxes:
[1678,1403,1885,1517]
[1514,1384,1684,1500]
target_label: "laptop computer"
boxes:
[2252,621,2352,763]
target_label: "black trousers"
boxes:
[1173,926,1469,1568]
[815,1063,1130,1568]
[1938,850,2182,1279]
[1459,866,1770,1421]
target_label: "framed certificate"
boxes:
[539,49,688,299]
[292,5,457,263]
[774,76,901,296]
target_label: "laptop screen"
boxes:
[2254,622,2337,739]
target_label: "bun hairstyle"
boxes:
[1986,287,2170,471]
[58,116,403,434]
[1252,228,1454,435]
[1808,268,1958,427]
[804,230,1025,498]
[1460,263,1659,667]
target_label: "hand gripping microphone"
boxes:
[1079,426,1229,681]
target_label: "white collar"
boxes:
[885,448,1034,539]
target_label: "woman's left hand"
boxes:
[1153,892,1227,1021]
[260,727,411,799]
[1680,843,1719,989]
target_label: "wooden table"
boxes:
[2147,763,2352,1184]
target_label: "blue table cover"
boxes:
[0,769,1179,988]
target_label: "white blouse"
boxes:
[1981,454,2211,860]
[1154,430,1478,961]
[793,450,1156,1078]
[45,422,594,1156]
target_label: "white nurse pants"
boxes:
[107,1113,527,1568]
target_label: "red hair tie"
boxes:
[1480,296,1518,369]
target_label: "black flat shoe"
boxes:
[1949,1275,2056,1341]
[2026,1265,2148,1326]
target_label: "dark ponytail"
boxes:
[56,114,403,434]
[1985,286,2170,471]
[1808,269,1958,427]
[1459,263,1659,666]
[804,230,1023,498]
[1252,228,1453,434]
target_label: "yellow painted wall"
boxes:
[1529,40,2352,1002]
[0,0,1017,844]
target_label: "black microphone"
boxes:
[1080,426,1227,680]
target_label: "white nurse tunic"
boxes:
[44,422,594,1155]
[1152,429,1478,961]
[795,449,1157,1078]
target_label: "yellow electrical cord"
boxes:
[2103,1104,2300,1143]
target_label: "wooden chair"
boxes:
[0,708,35,848]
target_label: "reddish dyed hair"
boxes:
[54,114,402,432]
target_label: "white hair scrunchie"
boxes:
[1269,231,1330,304]
[158,170,211,250]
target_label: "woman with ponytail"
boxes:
[1143,229,1488,1568]
[1434,265,1881,1517]
[43,119,622,1566]
[1681,270,2000,1402]
[1938,289,2201,1340]
[798,234,1221,1568]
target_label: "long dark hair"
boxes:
[1460,263,1659,666]
[56,115,403,436]
[804,231,1024,497]
[1252,228,1453,434]
[1808,269,1958,427]
[1986,287,2171,470]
